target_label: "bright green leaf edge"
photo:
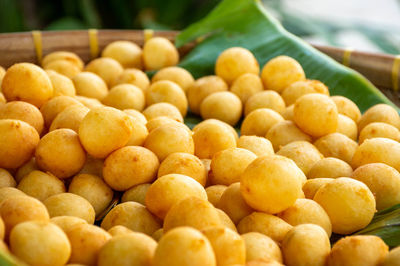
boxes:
[176,0,398,113]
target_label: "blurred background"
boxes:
[1,0,399,54]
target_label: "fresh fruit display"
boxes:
[0,0,400,265]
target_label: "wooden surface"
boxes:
[0,30,398,96]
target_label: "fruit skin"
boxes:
[293,93,338,138]
[0,119,40,169]
[313,177,376,234]
[153,227,216,266]
[2,63,54,107]
[326,235,388,266]
[240,155,304,214]
[9,221,71,266]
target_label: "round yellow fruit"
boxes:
[313,177,375,234]
[0,119,39,169]
[237,135,274,157]
[42,51,84,70]
[144,124,194,161]
[382,246,400,266]
[69,174,113,215]
[72,72,108,100]
[113,68,150,91]
[0,168,16,188]
[351,137,400,171]
[230,73,264,104]
[79,106,133,158]
[302,178,334,199]
[145,173,207,219]
[241,108,284,137]
[351,163,400,211]
[282,104,294,121]
[200,91,242,126]
[261,55,305,92]
[237,212,292,242]
[215,47,259,85]
[121,183,151,205]
[35,129,86,178]
[101,202,161,236]
[307,157,352,179]
[98,232,157,266]
[44,60,81,78]
[43,193,95,224]
[10,221,71,266]
[107,225,134,237]
[240,155,304,214]
[163,197,222,232]
[193,121,236,159]
[187,75,228,114]
[2,63,53,107]
[359,122,400,143]
[217,182,253,224]
[0,195,49,237]
[103,146,159,191]
[294,93,338,137]
[103,84,145,111]
[17,170,65,201]
[282,224,331,266]
[125,117,149,146]
[326,235,388,266]
[143,37,179,70]
[193,119,238,141]
[266,120,311,151]
[153,227,216,266]
[276,141,323,175]
[358,103,400,131]
[75,95,103,109]
[242,232,282,263]
[210,148,257,185]
[314,133,358,164]
[201,226,246,266]
[331,95,361,122]
[85,57,123,86]
[281,80,329,106]
[245,90,286,116]
[50,216,87,234]
[205,185,227,206]
[102,40,143,68]
[146,80,188,116]
[0,101,44,134]
[66,223,111,265]
[0,187,26,205]
[50,104,90,133]
[278,198,332,236]
[337,114,358,140]
[158,152,207,186]
[152,66,194,93]
[142,102,183,122]
[46,70,76,97]
[124,109,147,124]
[40,95,83,127]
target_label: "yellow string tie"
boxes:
[392,55,400,92]
[88,29,99,59]
[342,47,353,67]
[144,29,154,43]
[31,31,43,65]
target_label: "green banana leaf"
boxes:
[355,204,400,247]
[176,0,398,113]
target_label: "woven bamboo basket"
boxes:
[0,29,399,107]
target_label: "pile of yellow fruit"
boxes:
[0,36,399,266]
